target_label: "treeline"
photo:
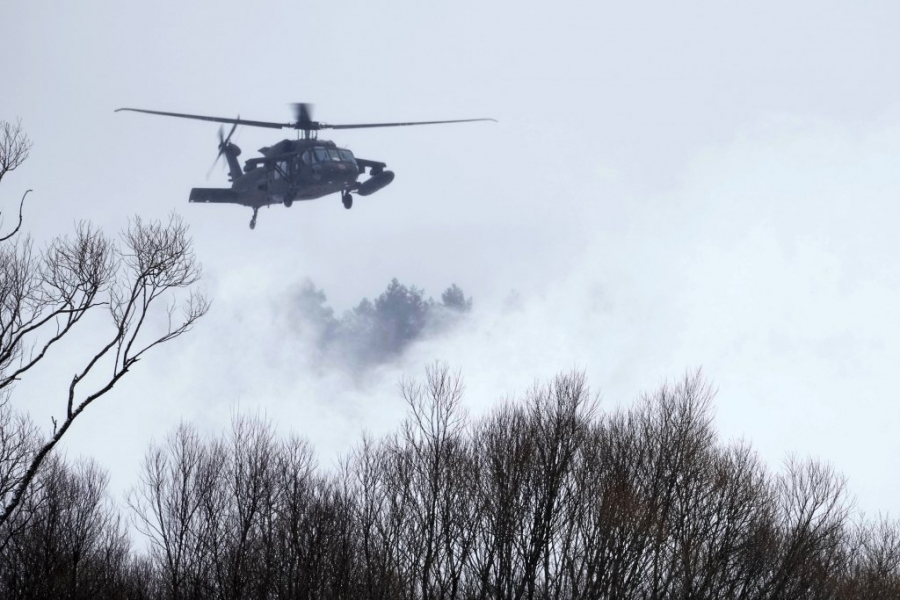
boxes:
[2,368,899,599]
[292,279,472,369]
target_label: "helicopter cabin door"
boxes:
[269,157,293,198]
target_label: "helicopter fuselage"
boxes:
[189,137,395,224]
[238,139,361,204]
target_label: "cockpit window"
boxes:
[307,147,355,163]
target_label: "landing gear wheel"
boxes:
[342,192,353,210]
[249,208,258,230]
[284,195,294,208]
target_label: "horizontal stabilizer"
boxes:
[189,188,241,204]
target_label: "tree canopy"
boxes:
[292,278,473,369]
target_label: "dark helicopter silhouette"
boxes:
[116,104,495,229]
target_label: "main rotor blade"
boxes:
[117,107,497,132]
[116,107,289,130]
[324,118,497,130]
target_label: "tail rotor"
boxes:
[207,120,239,179]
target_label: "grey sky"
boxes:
[3,1,900,515]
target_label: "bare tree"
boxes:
[468,401,534,600]
[204,415,278,600]
[0,118,209,533]
[759,457,852,599]
[347,433,407,600]
[0,216,208,530]
[131,415,363,600]
[391,364,475,600]
[129,424,219,600]
[0,456,133,600]
[0,402,41,553]
[0,119,33,241]
[841,516,900,599]
[116,367,900,600]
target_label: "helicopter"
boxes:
[116,104,495,229]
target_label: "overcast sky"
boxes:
[3,1,900,515]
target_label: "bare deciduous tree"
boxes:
[0,456,133,600]
[7,359,895,599]
[118,368,900,600]
[0,119,209,532]
[0,119,33,241]
[129,424,218,600]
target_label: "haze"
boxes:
[2,0,900,515]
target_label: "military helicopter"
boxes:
[116,104,495,229]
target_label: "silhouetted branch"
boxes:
[0,119,31,185]
[0,216,207,532]
[0,189,30,242]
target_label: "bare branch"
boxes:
[0,119,31,185]
[0,224,115,390]
[0,213,207,532]
[0,189,30,243]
